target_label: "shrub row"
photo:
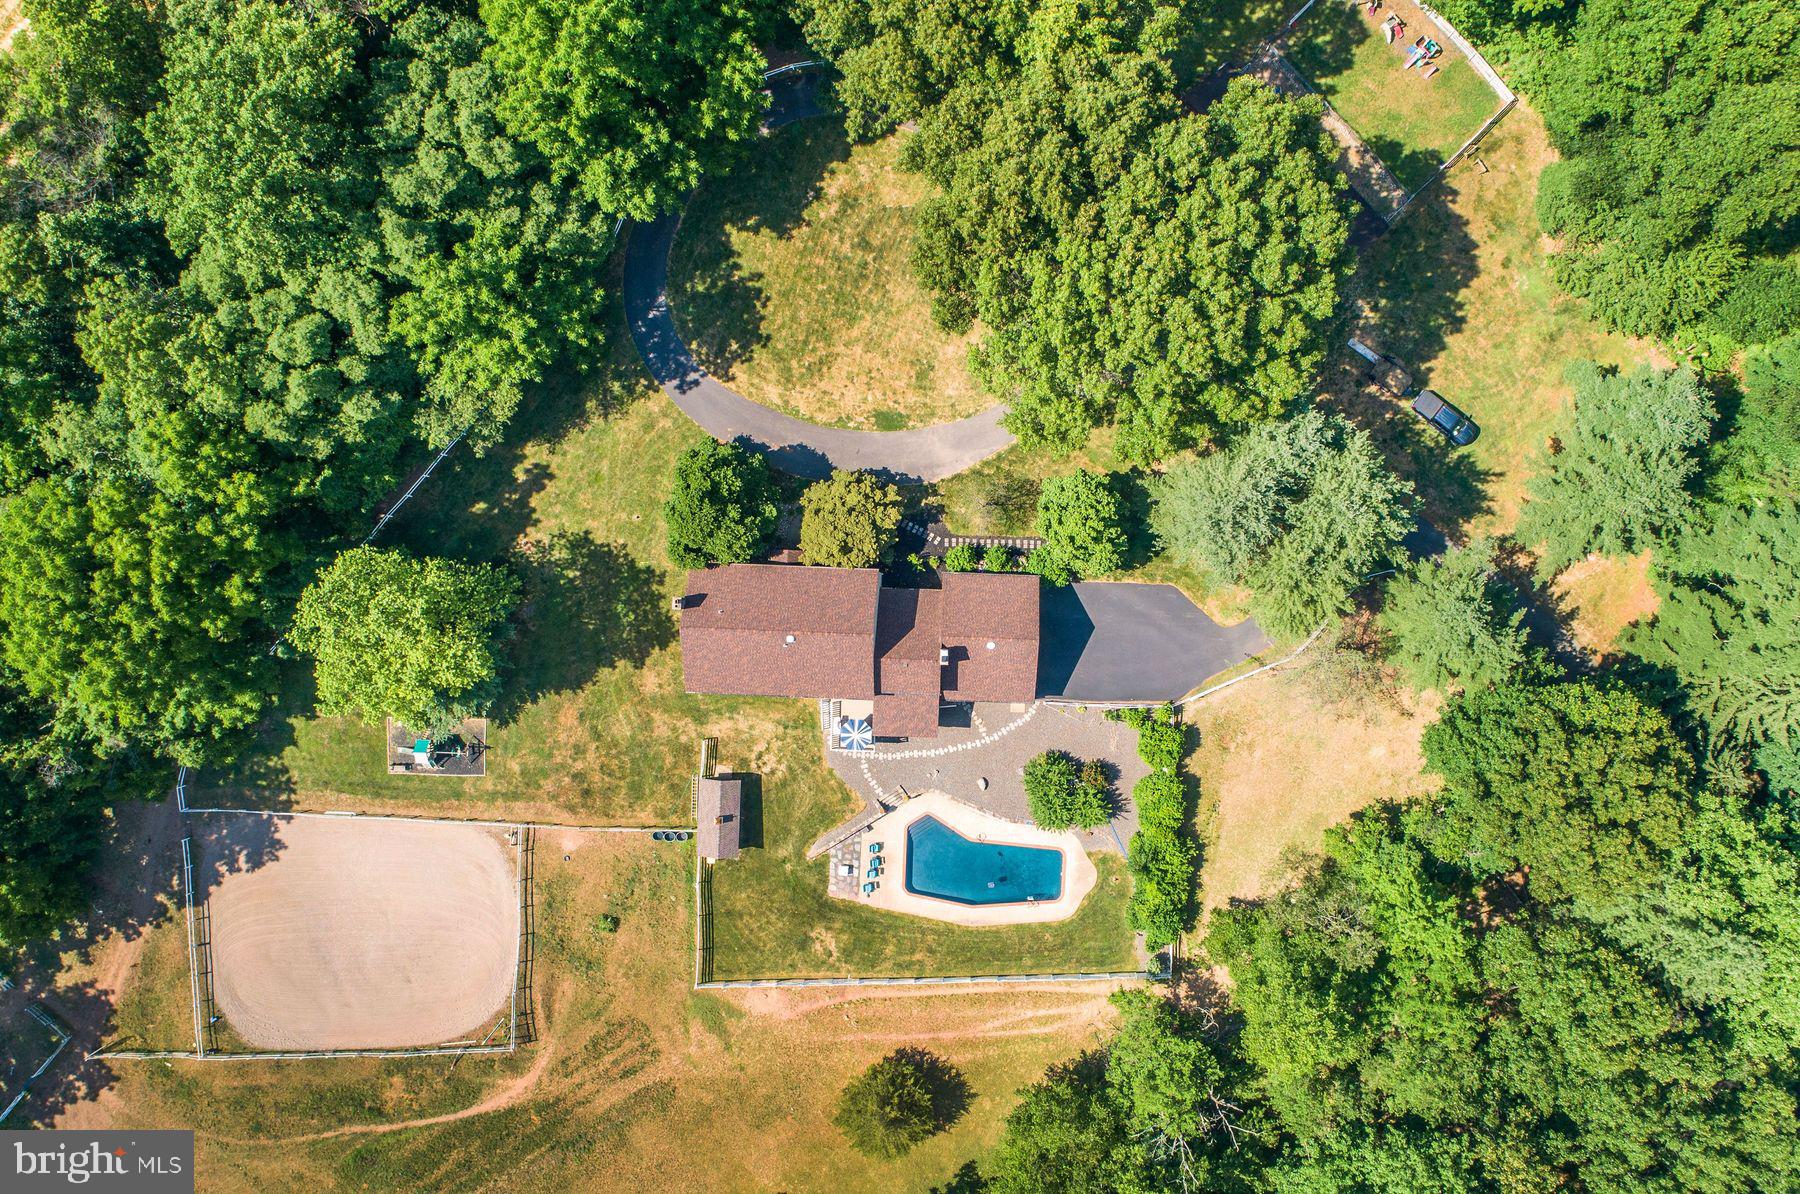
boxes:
[1109,704,1195,949]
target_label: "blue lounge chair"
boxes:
[862,882,876,894]
[868,842,882,854]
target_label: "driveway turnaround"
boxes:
[621,70,1014,484]
[1038,582,1272,702]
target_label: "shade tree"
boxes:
[799,469,903,568]
[1030,470,1125,585]
[832,1047,968,1159]
[481,0,766,220]
[1379,538,1529,691]
[663,439,780,568]
[290,546,519,738]
[1154,411,1415,638]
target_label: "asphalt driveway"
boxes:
[1038,583,1271,702]
[620,69,1014,484]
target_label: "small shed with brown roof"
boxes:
[696,776,743,861]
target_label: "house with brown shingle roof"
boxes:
[677,564,1040,740]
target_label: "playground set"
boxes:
[1275,0,1516,219]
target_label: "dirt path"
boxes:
[272,1040,558,1145]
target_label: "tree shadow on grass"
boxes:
[891,1046,973,1134]
[6,799,283,1125]
[495,533,675,723]
[670,115,851,378]
[1326,158,1487,536]
[1366,134,1448,198]
[1284,0,1364,83]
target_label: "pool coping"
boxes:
[849,791,1098,926]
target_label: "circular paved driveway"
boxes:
[621,70,1014,484]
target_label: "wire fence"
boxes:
[697,971,1151,990]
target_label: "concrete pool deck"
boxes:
[845,791,1097,926]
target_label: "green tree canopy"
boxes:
[1154,411,1415,637]
[373,6,615,448]
[1707,335,1800,505]
[1531,0,1800,347]
[1517,363,1714,577]
[1031,470,1125,585]
[832,1047,966,1159]
[291,546,519,737]
[905,5,1350,461]
[663,439,780,568]
[1626,501,1800,778]
[799,0,1026,138]
[799,469,903,568]
[1023,750,1109,830]
[1379,538,1529,691]
[480,0,766,220]
[1202,679,1800,1192]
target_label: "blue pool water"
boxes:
[904,815,1064,905]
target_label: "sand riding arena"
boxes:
[193,817,524,1053]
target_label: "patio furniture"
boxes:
[862,882,876,895]
[868,842,883,854]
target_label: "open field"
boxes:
[1330,103,1658,540]
[1286,0,1501,192]
[709,750,1139,979]
[202,819,517,1051]
[1189,642,1440,913]
[37,832,1122,1192]
[669,116,986,432]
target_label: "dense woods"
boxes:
[0,0,763,940]
[3,0,1797,1185]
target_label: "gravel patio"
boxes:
[825,702,1149,854]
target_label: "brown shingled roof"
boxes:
[696,776,743,861]
[680,564,879,699]
[874,692,941,739]
[940,571,1040,703]
[876,588,942,697]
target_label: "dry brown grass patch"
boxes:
[1189,654,1440,912]
[1552,551,1659,660]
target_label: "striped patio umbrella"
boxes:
[837,717,874,752]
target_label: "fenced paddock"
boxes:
[170,817,526,1056]
[1274,0,1515,220]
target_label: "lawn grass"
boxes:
[78,831,1124,1192]
[1286,0,1501,192]
[1329,103,1659,540]
[668,114,986,432]
[189,272,840,827]
[1188,643,1440,913]
[708,747,1139,979]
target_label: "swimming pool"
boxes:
[904,815,1065,906]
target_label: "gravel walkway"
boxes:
[826,703,1148,855]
